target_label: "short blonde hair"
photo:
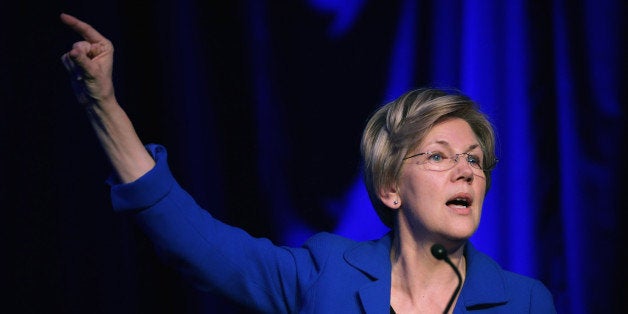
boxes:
[360,88,497,228]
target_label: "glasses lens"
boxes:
[422,152,484,171]
[423,152,449,171]
[464,153,483,170]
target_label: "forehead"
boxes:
[420,118,480,149]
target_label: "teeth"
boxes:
[447,198,469,207]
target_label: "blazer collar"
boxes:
[343,234,510,312]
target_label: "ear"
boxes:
[378,184,401,209]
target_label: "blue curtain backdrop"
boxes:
[3,0,625,313]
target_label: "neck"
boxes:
[391,240,466,279]
[390,235,466,313]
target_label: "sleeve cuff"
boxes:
[108,144,175,212]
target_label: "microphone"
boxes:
[431,244,462,314]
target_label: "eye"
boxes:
[427,152,446,163]
[466,154,482,168]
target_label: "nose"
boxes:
[451,155,474,183]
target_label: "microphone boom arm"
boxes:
[431,244,463,314]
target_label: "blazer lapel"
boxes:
[459,242,509,308]
[344,232,394,314]
[344,237,510,312]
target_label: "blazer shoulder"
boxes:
[302,232,358,252]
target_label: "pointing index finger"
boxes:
[60,13,107,44]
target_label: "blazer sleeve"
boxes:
[108,144,305,313]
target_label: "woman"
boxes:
[60,13,556,313]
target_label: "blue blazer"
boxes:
[110,145,557,313]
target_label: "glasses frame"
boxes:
[402,151,487,172]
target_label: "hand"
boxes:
[60,13,115,106]
[59,13,155,182]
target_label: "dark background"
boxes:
[2,0,626,313]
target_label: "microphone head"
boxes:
[430,243,447,260]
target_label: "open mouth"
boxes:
[446,195,472,207]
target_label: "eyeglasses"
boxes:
[403,151,486,172]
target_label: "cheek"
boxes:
[398,170,442,202]
[475,194,485,211]
[474,183,486,211]
[476,180,487,200]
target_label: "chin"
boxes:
[447,224,478,240]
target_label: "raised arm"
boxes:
[60,13,154,183]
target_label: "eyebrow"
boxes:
[431,140,480,153]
